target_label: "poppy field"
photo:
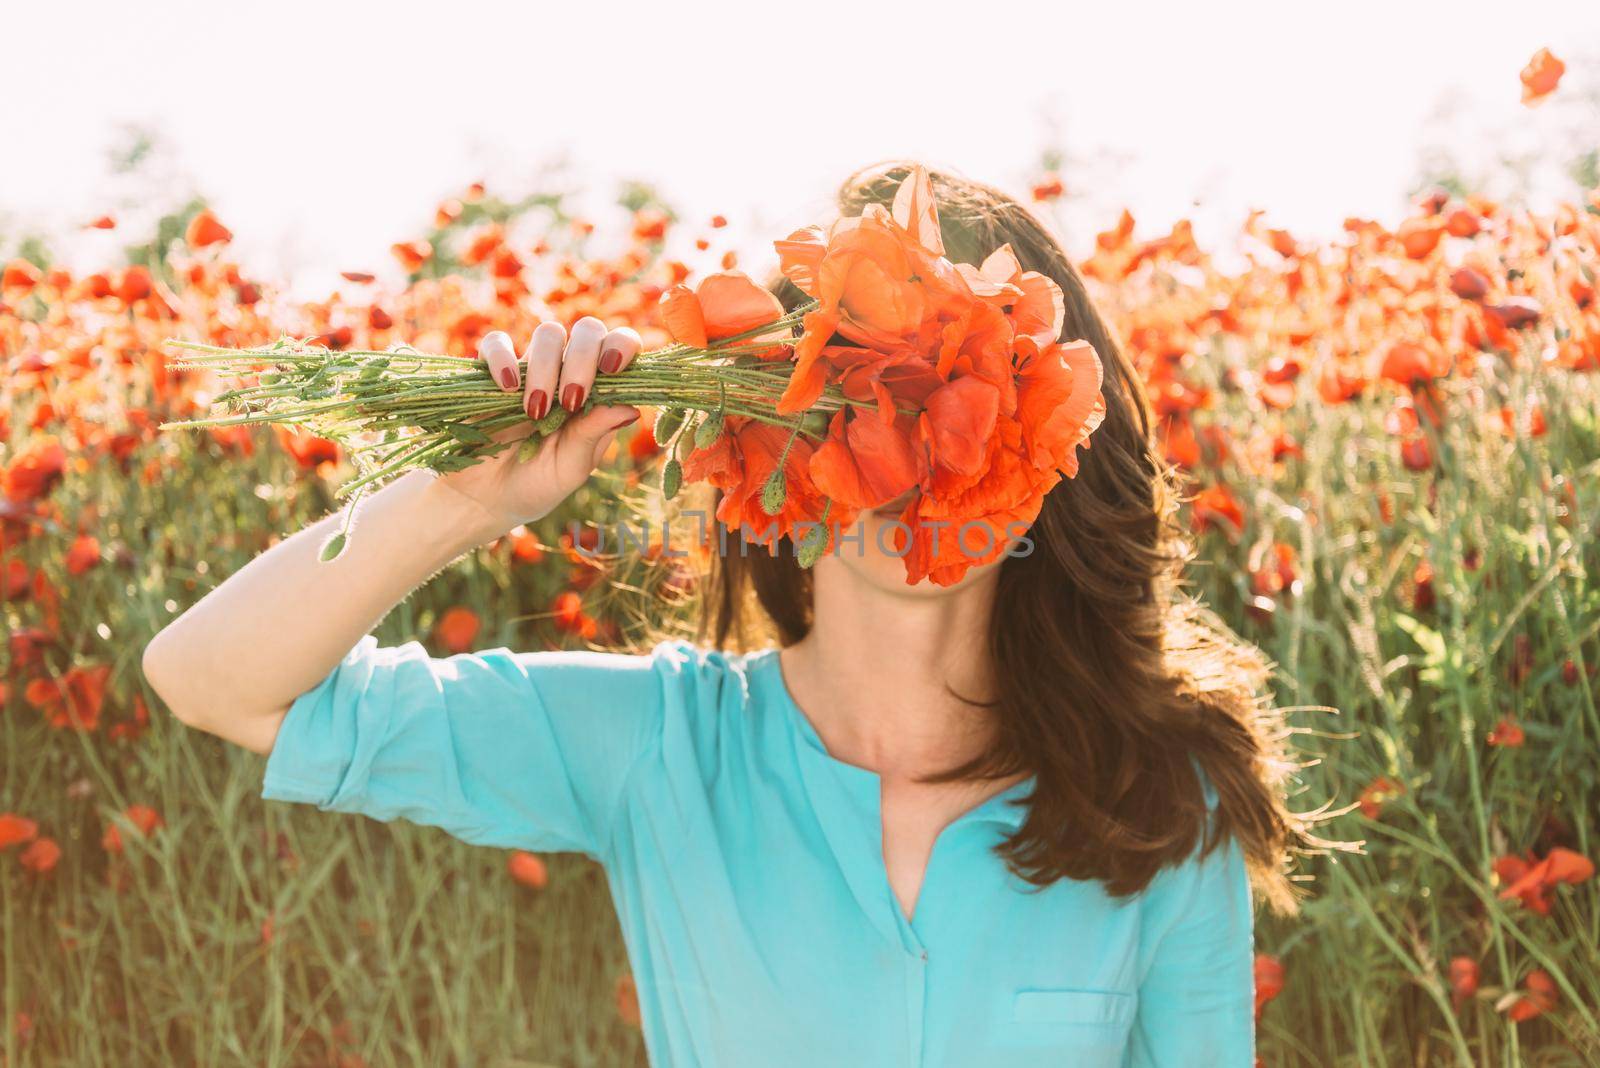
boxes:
[3,76,1600,1068]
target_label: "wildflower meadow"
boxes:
[3,53,1599,1068]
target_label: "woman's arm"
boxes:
[142,469,504,754]
[141,317,642,756]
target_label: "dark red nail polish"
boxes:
[527,389,548,420]
[562,383,586,413]
[599,349,622,374]
[612,410,640,429]
[498,366,518,389]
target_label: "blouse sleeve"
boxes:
[1126,813,1257,1066]
[261,634,665,861]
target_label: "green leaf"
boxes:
[443,421,493,446]
[1393,613,1446,663]
[318,532,347,562]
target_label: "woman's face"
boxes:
[819,490,1008,597]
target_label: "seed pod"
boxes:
[662,459,683,500]
[676,428,696,461]
[761,467,787,515]
[654,406,687,443]
[799,410,830,438]
[796,523,828,569]
[695,408,725,449]
[516,435,541,463]
[535,405,570,436]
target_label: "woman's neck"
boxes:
[779,560,1001,780]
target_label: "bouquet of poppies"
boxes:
[164,167,1107,586]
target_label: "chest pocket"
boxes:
[1012,988,1136,1027]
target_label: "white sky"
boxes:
[3,0,1598,293]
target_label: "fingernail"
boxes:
[599,349,622,374]
[562,383,586,413]
[497,366,518,390]
[612,410,640,429]
[527,389,548,420]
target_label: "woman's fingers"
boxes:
[598,326,641,375]
[559,316,607,413]
[522,321,566,421]
[478,331,520,392]
[508,317,636,429]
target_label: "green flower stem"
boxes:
[160,300,866,501]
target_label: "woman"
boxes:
[143,163,1306,1067]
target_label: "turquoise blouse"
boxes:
[262,637,1256,1067]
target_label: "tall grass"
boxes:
[1190,361,1599,1066]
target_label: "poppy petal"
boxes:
[890,165,945,256]
[695,272,785,341]
[659,285,709,348]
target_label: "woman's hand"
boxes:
[435,316,642,538]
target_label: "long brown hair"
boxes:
[699,161,1313,914]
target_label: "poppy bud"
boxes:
[654,407,687,443]
[534,406,570,436]
[796,523,828,568]
[800,411,830,438]
[761,468,787,515]
[662,459,683,500]
[695,409,725,450]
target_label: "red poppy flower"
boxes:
[615,973,642,1027]
[434,607,481,655]
[1449,957,1479,1009]
[1253,955,1285,1022]
[1503,970,1558,1021]
[391,241,432,273]
[659,271,785,350]
[185,210,233,248]
[1014,338,1106,480]
[507,851,548,889]
[1497,846,1595,914]
[1486,716,1525,748]
[1,259,42,294]
[1520,48,1564,106]
[687,419,828,546]
[809,409,918,510]
[0,814,39,850]
[1358,776,1404,819]
[102,805,163,853]
[21,838,62,874]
